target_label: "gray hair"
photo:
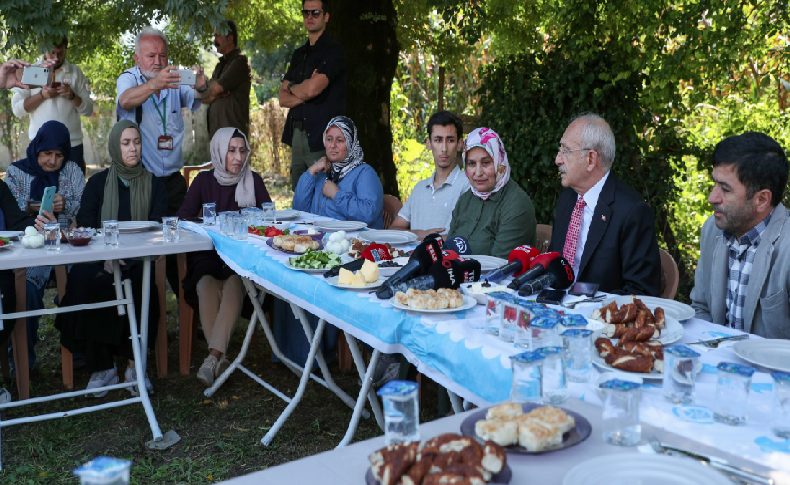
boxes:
[135,26,168,57]
[571,113,616,171]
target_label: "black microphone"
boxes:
[507,252,560,290]
[375,236,443,299]
[389,259,482,294]
[517,256,575,296]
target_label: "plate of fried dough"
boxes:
[265,235,322,254]
[391,289,476,313]
[366,433,512,485]
[586,295,683,346]
[460,402,591,454]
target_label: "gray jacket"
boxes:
[690,204,790,339]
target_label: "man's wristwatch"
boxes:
[287,82,295,95]
[197,77,209,93]
[67,92,75,101]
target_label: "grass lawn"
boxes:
[0,283,444,484]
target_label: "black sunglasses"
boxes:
[302,9,323,18]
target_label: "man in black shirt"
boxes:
[280,0,347,190]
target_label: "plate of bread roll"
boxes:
[366,433,511,485]
[460,402,591,454]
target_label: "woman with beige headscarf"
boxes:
[178,127,271,388]
[56,120,168,398]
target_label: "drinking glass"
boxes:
[601,378,642,446]
[771,372,790,438]
[242,207,262,227]
[162,216,179,243]
[713,362,755,426]
[485,295,503,336]
[499,301,518,343]
[103,220,119,247]
[562,329,593,383]
[537,346,568,404]
[219,211,236,237]
[662,345,700,404]
[530,316,562,349]
[202,202,217,225]
[43,222,60,253]
[513,304,533,349]
[377,380,420,445]
[261,202,275,223]
[233,213,249,240]
[510,351,544,403]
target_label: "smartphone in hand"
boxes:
[39,186,56,215]
[175,69,196,85]
[21,66,50,87]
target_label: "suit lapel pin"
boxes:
[602,215,606,221]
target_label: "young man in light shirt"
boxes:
[390,111,470,239]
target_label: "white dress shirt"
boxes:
[573,171,610,276]
[11,59,94,146]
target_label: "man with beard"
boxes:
[691,132,790,339]
[117,26,208,216]
[12,37,93,173]
[117,26,208,295]
[280,0,347,190]
[549,113,661,295]
[390,111,470,238]
[204,20,252,139]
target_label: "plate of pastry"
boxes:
[366,433,511,485]
[391,289,476,313]
[592,294,695,322]
[460,402,592,454]
[265,235,323,254]
[592,337,702,380]
[587,296,683,345]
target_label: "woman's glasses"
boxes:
[302,9,323,18]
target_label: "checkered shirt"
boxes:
[724,209,774,330]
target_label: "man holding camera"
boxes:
[116,26,208,217]
[12,37,93,173]
[280,0,347,190]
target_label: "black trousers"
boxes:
[164,172,187,295]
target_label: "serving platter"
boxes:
[733,339,790,372]
[390,295,476,313]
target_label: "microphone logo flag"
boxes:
[442,260,456,286]
[427,244,439,263]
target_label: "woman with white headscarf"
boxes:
[178,127,271,388]
[293,116,384,228]
[447,127,536,259]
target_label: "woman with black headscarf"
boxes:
[293,116,384,228]
[55,120,167,398]
[177,127,271,388]
[5,119,85,371]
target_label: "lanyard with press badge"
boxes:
[152,95,173,150]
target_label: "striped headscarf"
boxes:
[324,116,365,184]
[463,127,511,200]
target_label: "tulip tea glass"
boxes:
[377,380,420,445]
[510,351,545,403]
[713,362,755,426]
[562,329,593,383]
[537,346,568,404]
[600,378,642,446]
[662,345,700,404]
[162,216,179,243]
[771,372,790,438]
[43,222,60,253]
[202,202,217,225]
[103,220,119,247]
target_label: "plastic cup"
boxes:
[103,220,119,247]
[601,378,642,446]
[377,380,420,445]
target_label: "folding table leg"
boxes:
[345,331,384,430]
[122,279,162,441]
[447,390,464,414]
[338,348,381,448]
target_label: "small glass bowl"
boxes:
[67,227,96,247]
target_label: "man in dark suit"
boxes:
[548,113,661,295]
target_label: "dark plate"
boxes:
[365,463,512,485]
[460,403,592,454]
[265,236,323,255]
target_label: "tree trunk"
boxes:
[438,65,445,112]
[326,0,401,196]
